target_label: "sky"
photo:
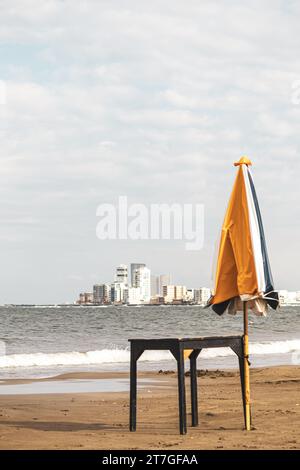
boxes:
[1,0,300,304]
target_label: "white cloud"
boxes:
[0,0,299,302]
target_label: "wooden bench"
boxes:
[129,335,247,434]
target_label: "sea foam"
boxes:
[0,339,299,368]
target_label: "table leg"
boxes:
[129,345,143,431]
[177,347,187,435]
[190,350,200,427]
[231,338,248,429]
[238,355,247,428]
[129,345,137,431]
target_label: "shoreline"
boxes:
[0,363,295,385]
[0,365,299,449]
[0,371,169,396]
[0,362,296,387]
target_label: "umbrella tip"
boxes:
[234,156,252,167]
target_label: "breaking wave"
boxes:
[0,339,299,368]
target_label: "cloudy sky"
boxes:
[1,0,300,304]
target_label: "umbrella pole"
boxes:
[243,301,251,430]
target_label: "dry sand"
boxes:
[0,365,299,449]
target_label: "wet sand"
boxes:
[0,365,299,449]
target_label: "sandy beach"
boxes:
[0,365,299,450]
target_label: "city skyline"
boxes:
[74,261,300,307]
[1,251,299,304]
[76,262,211,306]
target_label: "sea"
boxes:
[0,305,299,379]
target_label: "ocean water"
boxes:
[0,305,299,379]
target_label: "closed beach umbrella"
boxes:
[209,156,279,430]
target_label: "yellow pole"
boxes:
[243,301,251,430]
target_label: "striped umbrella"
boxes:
[209,156,279,430]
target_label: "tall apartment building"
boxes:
[132,266,151,303]
[127,287,142,305]
[115,264,128,284]
[174,285,187,300]
[159,274,171,295]
[150,275,159,297]
[130,263,145,286]
[194,287,211,304]
[186,288,194,302]
[93,284,111,304]
[111,282,127,303]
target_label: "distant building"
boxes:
[278,290,288,305]
[130,263,146,286]
[288,292,297,303]
[150,296,165,305]
[151,275,159,297]
[93,284,111,304]
[85,293,93,303]
[159,274,171,295]
[186,288,194,302]
[174,285,187,301]
[162,285,186,302]
[194,287,211,304]
[162,285,175,303]
[127,287,142,305]
[115,264,128,284]
[132,266,151,303]
[278,290,299,305]
[111,282,127,303]
[78,292,93,304]
[151,273,171,297]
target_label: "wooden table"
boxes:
[129,335,247,434]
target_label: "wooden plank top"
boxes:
[128,335,242,342]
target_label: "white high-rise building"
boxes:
[174,285,187,301]
[130,263,145,286]
[111,282,127,303]
[127,287,142,305]
[162,285,175,303]
[186,289,194,302]
[133,266,151,303]
[200,287,211,303]
[115,264,128,284]
[194,287,211,304]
